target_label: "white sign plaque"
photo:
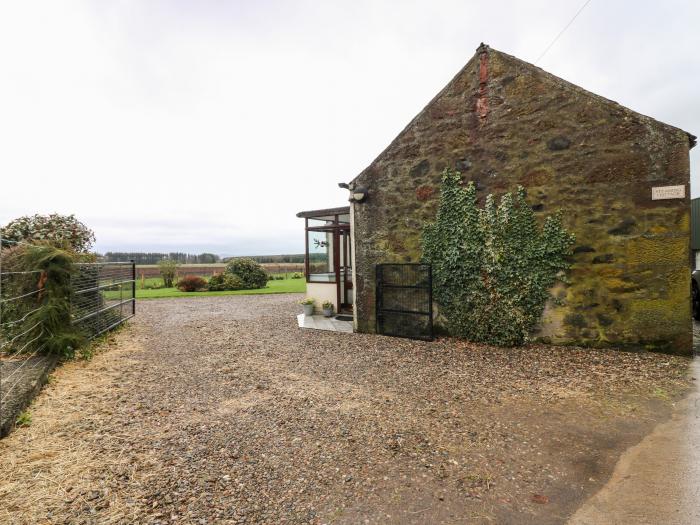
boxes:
[651,185,685,200]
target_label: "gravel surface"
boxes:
[0,294,692,524]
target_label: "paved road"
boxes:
[568,326,700,525]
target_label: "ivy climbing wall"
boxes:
[351,44,693,354]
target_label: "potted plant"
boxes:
[321,300,334,317]
[300,297,315,316]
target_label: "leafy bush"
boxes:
[0,246,40,348]
[5,244,86,357]
[422,169,575,346]
[291,272,303,279]
[158,258,179,288]
[225,258,268,289]
[0,214,95,252]
[176,275,208,292]
[208,273,243,291]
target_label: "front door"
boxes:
[340,228,353,312]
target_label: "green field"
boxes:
[134,276,305,299]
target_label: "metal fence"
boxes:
[0,260,135,354]
[72,262,136,340]
[0,268,44,354]
[376,263,433,341]
[1,256,135,432]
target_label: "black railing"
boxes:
[376,263,433,341]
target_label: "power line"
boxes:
[535,0,593,64]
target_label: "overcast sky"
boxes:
[1,1,698,255]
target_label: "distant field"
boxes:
[105,275,305,300]
[136,263,304,278]
[136,276,305,299]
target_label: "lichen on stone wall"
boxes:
[351,45,692,354]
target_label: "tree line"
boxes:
[223,254,305,264]
[101,252,306,264]
[102,252,221,264]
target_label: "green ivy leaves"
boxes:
[422,169,575,346]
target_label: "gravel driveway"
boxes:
[0,294,692,524]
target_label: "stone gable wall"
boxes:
[352,48,692,354]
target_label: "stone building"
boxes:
[299,44,695,354]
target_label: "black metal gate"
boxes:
[376,263,433,341]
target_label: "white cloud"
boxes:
[1,0,698,254]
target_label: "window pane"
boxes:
[308,230,335,281]
[308,218,334,227]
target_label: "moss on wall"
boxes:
[351,45,692,354]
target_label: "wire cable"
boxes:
[0,306,42,328]
[0,322,42,351]
[0,340,47,404]
[535,0,593,64]
[0,288,41,304]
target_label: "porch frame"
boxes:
[297,206,351,313]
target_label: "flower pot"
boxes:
[303,304,314,316]
[322,307,333,317]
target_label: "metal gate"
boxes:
[376,263,433,341]
[72,261,136,340]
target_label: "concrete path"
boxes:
[568,358,700,525]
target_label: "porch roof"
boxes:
[295,206,350,219]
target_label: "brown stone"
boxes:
[349,44,693,354]
[415,185,435,202]
[547,136,571,151]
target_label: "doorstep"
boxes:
[297,314,353,333]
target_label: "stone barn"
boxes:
[300,44,695,354]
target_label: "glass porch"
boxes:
[296,206,353,315]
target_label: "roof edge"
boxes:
[349,44,484,185]
[351,43,696,183]
[296,206,350,219]
[492,46,696,143]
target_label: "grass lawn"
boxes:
[135,277,305,299]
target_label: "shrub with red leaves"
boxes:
[176,275,208,292]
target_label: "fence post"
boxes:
[131,260,136,316]
[68,263,72,328]
[96,264,100,334]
